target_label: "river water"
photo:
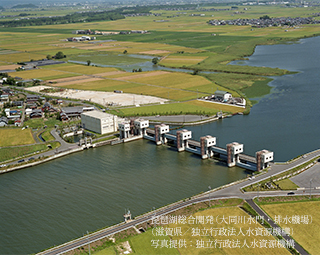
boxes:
[1,36,320,254]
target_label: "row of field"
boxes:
[15,63,270,103]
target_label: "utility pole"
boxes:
[87,231,91,255]
[208,186,211,207]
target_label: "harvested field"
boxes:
[47,75,93,83]
[93,71,125,77]
[0,64,20,70]
[51,77,103,86]
[115,71,170,80]
[139,50,170,54]
[0,128,35,147]
[25,86,168,106]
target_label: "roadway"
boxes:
[37,149,320,255]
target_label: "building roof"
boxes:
[81,110,115,119]
[0,116,8,124]
[215,90,230,95]
[61,106,83,114]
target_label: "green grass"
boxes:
[243,157,318,192]
[129,230,179,255]
[112,100,244,117]
[0,144,47,162]
[0,128,35,146]
[242,78,273,98]
[41,129,55,142]
[274,179,299,190]
[261,200,320,255]
[67,51,149,66]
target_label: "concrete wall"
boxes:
[81,114,117,134]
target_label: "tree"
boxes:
[55,51,65,59]
[123,50,128,54]
[260,15,271,20]
[152,57,159,65]
[192,70,199,75]
[138,68,142,72]
[46,54,52,60]
[87,60,91,66]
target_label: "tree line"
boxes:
[0,6,152,27]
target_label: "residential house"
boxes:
[61,106,84,118]
[0,116,8,127]
[30,109,43,119]
[42,102,57,112]
[14,120,22,127]
[60,112,69,122]
[0,94,9,103]
[26,94,40,103]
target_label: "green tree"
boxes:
[152,57,159,65]
[123,50,128,54]
[55,51,65,59]
[87,60,91,66]
[46,54,52,60]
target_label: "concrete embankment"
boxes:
[0,138,121,174]
[0,148,83,174]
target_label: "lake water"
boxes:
[1,36,320,254]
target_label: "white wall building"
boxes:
[81,110,118,134]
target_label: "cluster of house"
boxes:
[60,106,95,122]
[71,29,148,37]
[67,36,96,42]
[208,16,320,27]
[202,90,246,107]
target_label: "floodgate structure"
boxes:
[117,118,273,172]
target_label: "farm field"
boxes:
[0,128,35,147]
[41,63,119,75]
[14,69,79,81]
[261,199,320,255]
[0,4,319,116]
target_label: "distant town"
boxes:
[208,14,320,27]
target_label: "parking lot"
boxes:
[290,162,320,188]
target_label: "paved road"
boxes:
[37,149,320,255]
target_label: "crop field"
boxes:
[15,69,78,80]
[113,71,170,80]
[0,128,35,147]
[118,99,244,116]
[261,200,320,254]
[62,79,138,91]
[0,4,319,115]
[127,72,212,89]
[0,64,20,70]
[41,63,119,75]
[0,52,47,63]
[160,55,208,67]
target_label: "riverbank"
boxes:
[0,137,119,175]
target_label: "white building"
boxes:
[81,110,118,134]
[214,90,232,101]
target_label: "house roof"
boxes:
[0,116,8,124]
